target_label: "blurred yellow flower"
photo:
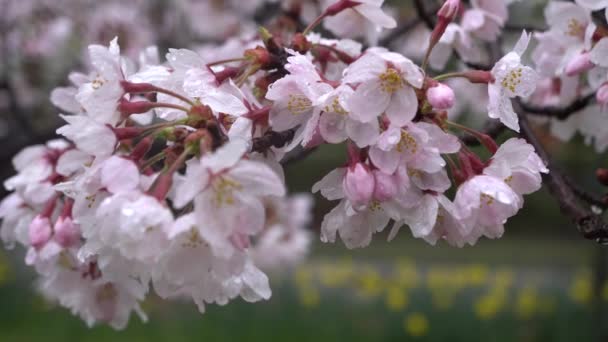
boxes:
[356,266,384,298]
[466,264,490,287]
[431,290,455,311]
[474,290,507,320]
[569,272,592,305]
[515,287,538,319]
[318,261,354,289]
[385,286,408,312]
[404,312,429,337]
[298,285,320,308]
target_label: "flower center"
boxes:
[408,168,422,179]
[566,18,585,37]
[182,228,204,248]
[287,94,312,115]
[397,130,418,154]
[480,193,495,206]
[500,68,522,93]
[213,177,243,206]
[379,69,403,94]
[92,76,106,90]
[323,96,348,115]
[369,200,382,212]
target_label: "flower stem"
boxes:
[140,151,166,170]
[433,72,466,82]
[152,87,196,107]
[207,57,248,67]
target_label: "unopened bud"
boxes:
[426,83,455,110]
[245,47,273,68]
[325,0,358,16]
[292,33,312,53]
[29,216,52,250]
[597,168,608,186]
[54,217,81,248]
[343,163,375,207]
[373,170,398,201]
[565,52,595,76]
[438,0,460,21]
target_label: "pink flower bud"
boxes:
[426,83,455,110]
[343,163,375,207]
[438,0,460,20]
[565,52,595,76]
[597,83,608,107]
[373,170,398,201]
[29,216,52,250]
[54,217,81,248]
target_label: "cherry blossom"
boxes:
[343,49,424,126]
[488,31,539,132]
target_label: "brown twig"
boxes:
[516,102,608,240]
[519,93,596,120]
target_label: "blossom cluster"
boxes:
[1,0,590,330]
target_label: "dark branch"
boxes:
[379,17,420,47]
[516,102,608,240]
[519,93,596,120]
[564,174,608,209]
[413,0,435,30]
[251,129,296,153]
[461,120,506,146]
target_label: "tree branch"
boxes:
[519,93,595,120]
[461,120,506,146]
[251,129,296,153]
[516,102,608,241]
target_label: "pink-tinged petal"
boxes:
[342,53,386,84]
[488,84,519,132]
[312,168,346,200]
[320,200,347,244]
[346,118,379,147]
[56,150,91,176]
[241,261,272,302]
[369,147,401,174]
[356,4,397,29]
[301,110,322,147]
[202,139,248,173]
[319,112,348,144]
[347,80,390,123]
[513,30,532,56]
[166,48,205,70]
[101,157,140,194]
[461,9,486,32]
[203,88,248,116]
[173,161,209,209]
[183,68,217,97]
[402,194,439,238]
[50,87,80,113]
[230,160,286,197]
[385,87,418,126]
[591,38,608,68]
